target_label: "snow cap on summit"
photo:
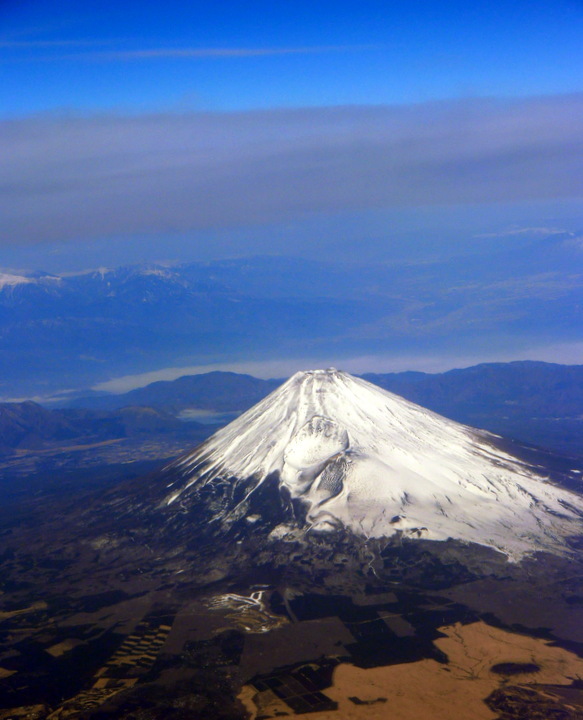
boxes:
[165,369,583,560]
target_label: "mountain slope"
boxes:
[0,401,191,453]
[161,369,583,560]
[0,401,80,451]
[365,361,583,456]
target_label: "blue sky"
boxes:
[2,0,583,115]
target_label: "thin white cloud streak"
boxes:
[64,44,376,60]
[0,39,111,48]
[1,94,582,247]
[475,226,569,238]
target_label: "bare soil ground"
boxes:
[240,620,583,720]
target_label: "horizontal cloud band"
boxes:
[2,94,582,245]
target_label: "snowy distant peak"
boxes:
[90,267,111,280]
[136,266,176,278]
[0,271,60,291]
[165,369,583,560]
[64,264,180,284]
[0,273,33,289]
[109,264,177,280]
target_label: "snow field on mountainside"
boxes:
[165,369,583,559]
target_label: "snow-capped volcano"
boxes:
[163,369,582,560]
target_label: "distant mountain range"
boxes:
[53,361,583,458]
[0,401,193,454]
[365,361,583,457]
[69,371,281,413]
[1,233,581,397]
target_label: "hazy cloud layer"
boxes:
[2,94,582,246]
